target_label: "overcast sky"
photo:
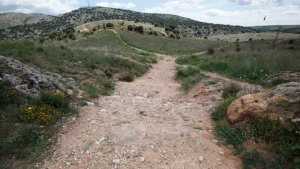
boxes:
[0,0,299,26]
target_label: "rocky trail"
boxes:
[42,56,241,169]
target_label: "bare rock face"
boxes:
[0,55,78,96]
[227,82,300,124]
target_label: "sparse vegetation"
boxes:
[118,72,135,82]
[0,31,149,99]
[211,86,300,168]
[176,39,300,85]
[222,83,241,99]
[176,66,207,91]
[119,30,222,55]
[0,80,76,168]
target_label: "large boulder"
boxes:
[227,82,300,124]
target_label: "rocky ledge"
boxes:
[0,55,78,96]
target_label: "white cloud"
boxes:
[228,0,299,6]
[0,0,79,15]
[144,0,300,26]
[96,2,136,9]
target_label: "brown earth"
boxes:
[42,56,241,169]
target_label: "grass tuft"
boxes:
[118,72,135,82]
[176,66,207,91]
[211,97,235,121]
[222,83,241,99]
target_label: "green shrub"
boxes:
[15,126,40,145]
[176,66,206,91]
[134,26,144,34]
[207,48,215,55]
[169,34,175,39]
[127,25,133,31]
[222,83,241,99]
[83,84,99,98]
[118,72,135,82]
[98,77,115,96]
[242,150,282,169]
[0,80,24,106]
[176,66,200,80]
[181,73,206,91]
[244,117,298,150]
[106,23,114,28]
[20,104,61,125]
[214,123,244,146]
[34,92,69,110]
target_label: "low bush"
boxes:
[176,66,206,91]
[106,23,114,28]
[127,25,133,31]
[176,66,200,80]
[207,48,215,55]
[242,150,282,169]
[34,92,69,110]
[214,123,244,147]
[98,77,115,96]
[118,72,135,82]
[20,105,60,125]
[222,83,241,99]
[134,26,144,34]
[83,83,99,98]
[181,73,206,91]
[0,80,24,106]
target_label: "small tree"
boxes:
[134,26,144,34]
[169,34,175,39]
[207,48,215,55]
[68,33,76,40]
[39,37,45,44]
[127,25,134,31]
[106,23,114,29]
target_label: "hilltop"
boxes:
[0,6,254,40]
[0,12,54,29]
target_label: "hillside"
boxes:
[0,12,55,29]
[0,6,254,40]
[251,25,300,34]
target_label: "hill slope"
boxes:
[251,25,300,34]
[0,12,55,29]
[0,7,254,40]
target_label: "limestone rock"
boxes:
[0,55,79,96]
[227,82,300,124]
[227,94,268,124]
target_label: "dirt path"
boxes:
[42,56,241,169]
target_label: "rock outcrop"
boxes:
[0,55,78,96]
[227,82,300,124]
[265,71,300,84]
